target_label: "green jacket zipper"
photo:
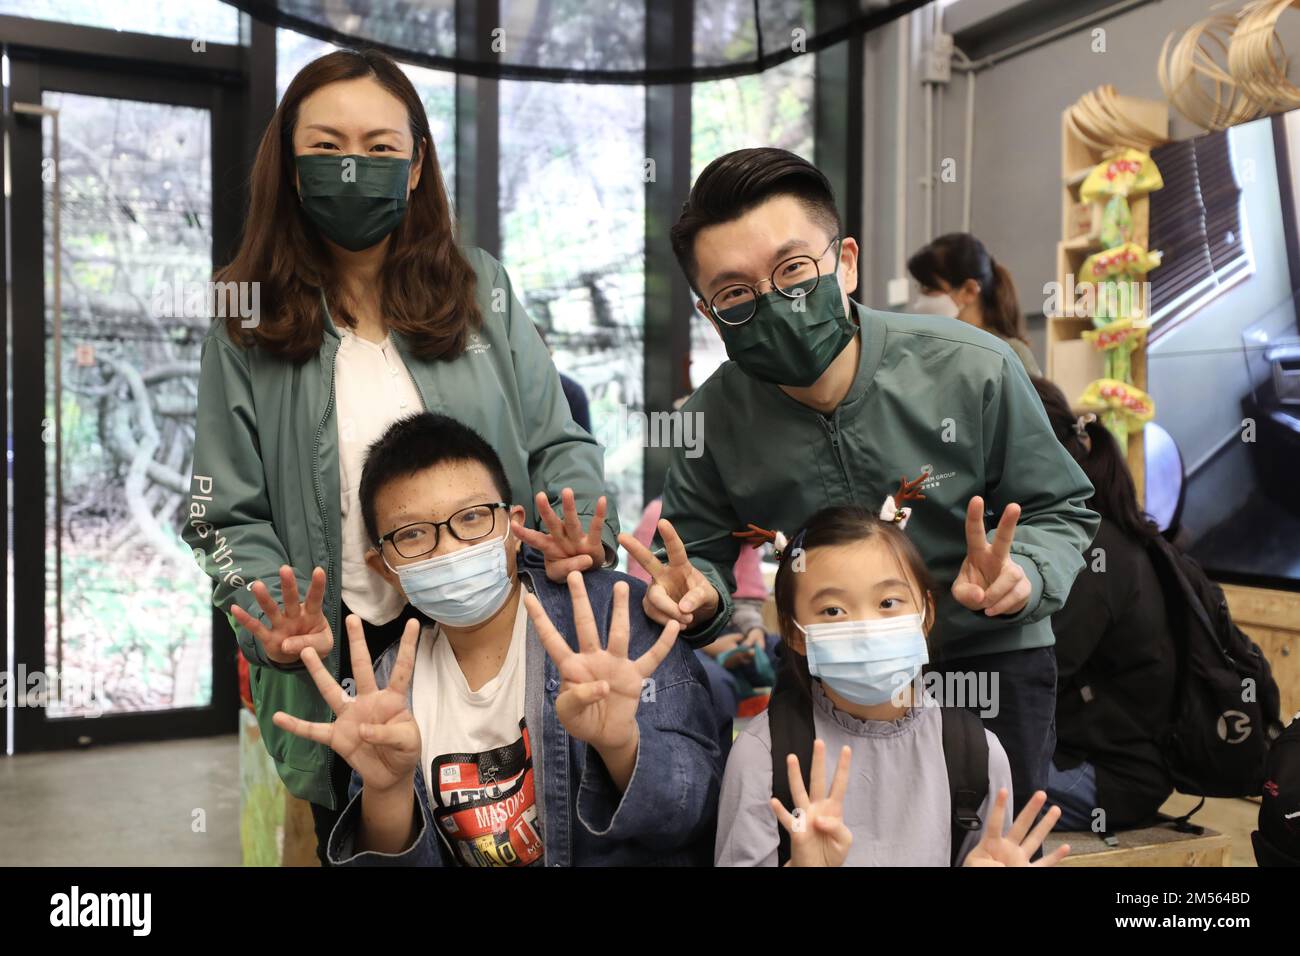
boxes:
[313,343,341,806]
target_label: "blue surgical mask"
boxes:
[795,613,928,706]
[394,531,515,627]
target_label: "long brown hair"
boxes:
[217,49,481,362]
[773,505,937,696]
[907,233,1028,345]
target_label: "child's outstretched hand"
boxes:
[232,565,332,665]
[770,740,854,867]
[523,572,679,791]
[272,614,421,794]
[619,517,719,630]
[962,789,1071,867]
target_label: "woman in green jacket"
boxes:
[182,49,616,862]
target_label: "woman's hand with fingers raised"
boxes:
[232,565,332,665]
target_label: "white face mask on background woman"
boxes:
[909,292,961,319]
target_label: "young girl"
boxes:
[714,502,1071,867]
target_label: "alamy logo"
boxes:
[50,886,151,936]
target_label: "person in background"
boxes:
[1032,376,1175,831]
[907,233,1042,377]
[536,325,593,434]
[628,494,778,753]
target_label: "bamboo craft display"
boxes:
[1050,90,1169,503]
[1161,0,1300,131]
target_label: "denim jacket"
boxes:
[326,557,722,866]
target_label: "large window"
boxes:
[499,80,646,538]
[688,54,815,386]
[0,0,239,41]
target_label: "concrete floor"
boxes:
[0,735,240,866]
[0,734,1264,867]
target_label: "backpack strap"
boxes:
[768,658,815,867]
[940,706,989,867]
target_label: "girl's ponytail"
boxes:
[987,258,1030,346]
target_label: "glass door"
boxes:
[8,58,238,750]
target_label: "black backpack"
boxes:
[767,660,987,867]
[1145,535,1284,798]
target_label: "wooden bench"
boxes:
[1045,825,1231,866]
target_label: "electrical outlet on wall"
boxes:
[923,33,953,85]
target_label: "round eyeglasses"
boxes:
[378,502,508,562]
[708,236,842,326]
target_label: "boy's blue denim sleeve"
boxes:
[327,768,443,866]
[574,654,722,849]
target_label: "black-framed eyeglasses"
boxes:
[707,236,842,327]
[378,502,509,562]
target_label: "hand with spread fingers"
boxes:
[511,488,608,582]
[271,614,421,794]
[962,789,1071,867]
[231,565,332,665]
[522,572,679,792]
[619,517,720,631]
[770,740,854,867]
[951,496,1033,617]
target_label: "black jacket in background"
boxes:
[1053,517,1176,828]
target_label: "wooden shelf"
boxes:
[1050,97,1169,504]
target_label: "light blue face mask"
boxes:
[394,531,515,628]
[796,613,929,706]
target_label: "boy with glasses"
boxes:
[248,411,721,866]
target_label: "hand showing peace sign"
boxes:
[511,488,609,582]
[232,565,332,665]
[271,613,421,794]
[951,496,1032,617]
[962,789,1071,867]
[619,518,720,630]
[523,572,679,792]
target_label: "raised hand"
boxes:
[523,572,679,791]
[272,614,421,794]
[962,789,1071,867]
[619,518,719,630]
[232,565,332,665]
[512,488,608,582]
[770,740,854,868]
[951,496,1031,617]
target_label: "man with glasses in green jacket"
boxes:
[632,147,1099,816]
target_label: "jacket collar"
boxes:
[842,299,888,409]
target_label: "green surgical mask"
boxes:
[295,154,411,252]
[714,274,857,386]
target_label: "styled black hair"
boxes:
[670,147,841,292]
[1030,376,1157,541]
[359,412,512,545]
[907,233,1028,345]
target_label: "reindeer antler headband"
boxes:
[731,470,931,559]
